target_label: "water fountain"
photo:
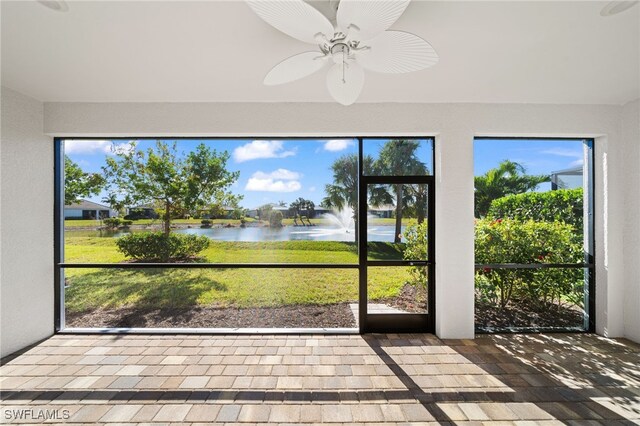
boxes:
[320,207,355,233]
[285,207,356,241]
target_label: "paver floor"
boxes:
[1,333,639,424]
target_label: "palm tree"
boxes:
[407,183,428,224]
[289,197,315,225]
[374,140,427,243]
[323,154,374,240]
[474,160,549,217]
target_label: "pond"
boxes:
[66,224,406,243]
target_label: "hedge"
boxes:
[475,218,583,308]
[487,188,583,232]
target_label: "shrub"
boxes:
[124,208,158,220]
[269,211,283,228]
[103,218,133,228]
[103,217,122,228]
[115,232,210,262]
[402,222,428,287]
[475,218,583,308]
[231,209,244,220]
[201,219,212,228]
[487,188,583,233]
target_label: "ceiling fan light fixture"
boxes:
[600,1,638,16]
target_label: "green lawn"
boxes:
[65,219,104,228]
[65,218,257,228]
[64,236,413,313]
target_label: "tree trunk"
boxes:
[164,202,171,235]
[417,205,425,224]
[394,184,403,243]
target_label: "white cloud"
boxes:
[323,139,354,152]
[64,140,111,154]
[233,140,296,162]
[252,169,301,180]
[542,148,584,169]
[246,178,301,192]
[245,168,302,192]
[541,148,583,158]
[309,186,316,192]
[64,139,135,155]
[112,142,135,155]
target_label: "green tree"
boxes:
[269,210,284,228]
[322,154,374,241]
[103,141,240,235]
[64,156,105,205]
[474,160,548,218]
[407,184,428,224]
[373,140,427,243]
[256,204,274,222]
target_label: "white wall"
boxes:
[622,99,640,343]
[64,209,83,219]
[44,101,627,339]
[1,88,54,357]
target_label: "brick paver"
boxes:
[1,333,639,424]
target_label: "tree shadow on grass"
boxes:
[366,241,406,260]
[65,268,227,327]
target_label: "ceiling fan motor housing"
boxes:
[330,42,351,64]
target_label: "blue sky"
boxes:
[65,138,587,208]
[475,138,586,191]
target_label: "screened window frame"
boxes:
[473,137,596,333]
[54,136,437,333]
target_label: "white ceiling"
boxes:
[1,0,638,104]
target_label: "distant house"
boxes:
[369,204,395,218]
[247,205,330,220]
[199,205,237,219]
[309,207,330,218]
[272,205,293,219]
[247,204,293,220]
[126,204,158,219]
[550,166,583,190]
[64,199,113,220]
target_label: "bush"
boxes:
[269,211,283,228]
[475,218,583,308]
[103,218,133,228]
[201,219,212,228]
[124,208,158,220]
[403,222,428,287]
[103,217,122,228]
[231,209,244,220]
[115,232,210,262]
[487,188,583,233]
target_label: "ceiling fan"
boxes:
[246,0,439,105]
